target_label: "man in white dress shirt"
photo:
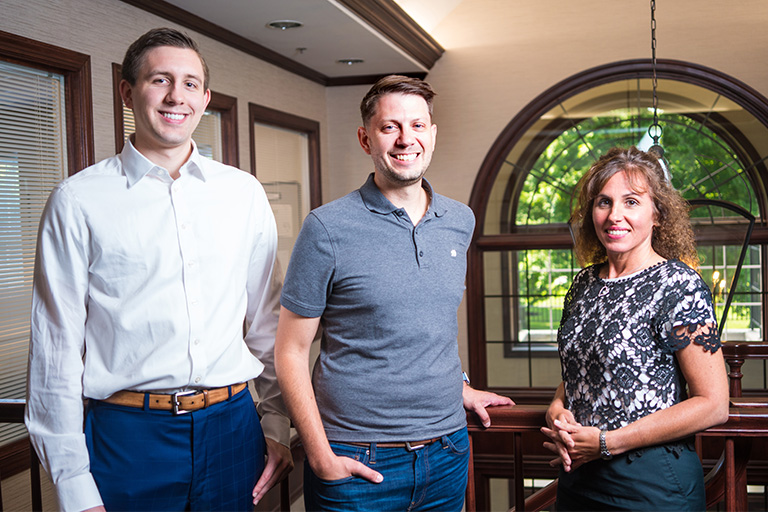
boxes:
[25,28,291,512]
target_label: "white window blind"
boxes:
[122,106,222,161]
[0,61,67,446]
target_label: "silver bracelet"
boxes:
[599,428,613,460]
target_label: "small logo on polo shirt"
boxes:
[451,249,457,257]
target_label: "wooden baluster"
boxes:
[514,432,524,511]
[725,354,745,398]
[466,433,476,512]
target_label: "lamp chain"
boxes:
[650,0,661,144]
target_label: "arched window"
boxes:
[467,60,768,395]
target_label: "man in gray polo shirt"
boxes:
[275,75,513,511]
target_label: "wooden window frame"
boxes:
[467,59,768,397]
[0,28,94,478]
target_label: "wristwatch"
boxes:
[599,429,613,460]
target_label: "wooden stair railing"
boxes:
[465,341,768,511]
[723,342,768,398]
[0,399,42,512]
[466,401,768,512]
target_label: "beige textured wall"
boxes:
[0,0,329,179]
[4,0,768,372]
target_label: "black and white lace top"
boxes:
[557,259,720,430]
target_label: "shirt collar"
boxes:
[359,172,447,217]
[121,137,208,187]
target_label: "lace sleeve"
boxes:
[661,264,720,353]
[559,267,588,329]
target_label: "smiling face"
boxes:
[592,170,657,262]
[357,92,437,187]
[120,45,210,158]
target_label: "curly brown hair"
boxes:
[571,146,698,269]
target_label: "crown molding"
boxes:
[118,0,442,86]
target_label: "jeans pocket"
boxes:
[442,427,470,455]
[317,475,356,485]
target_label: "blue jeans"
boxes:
[85,386,266,511]
[304,427,470,512]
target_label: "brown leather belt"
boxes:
[102,382,247,415]
[343,437,443,451]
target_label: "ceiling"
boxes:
[120,0,445,86]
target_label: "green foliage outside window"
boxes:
[510,112,760,344]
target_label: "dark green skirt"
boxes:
[556,440,704,511]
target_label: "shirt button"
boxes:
[419,251,424,257]
[194,376,201,384]
[188,260,196,267]
[194,338,200,345]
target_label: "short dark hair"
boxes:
[571,146,699,269]
[360,75,436,126]
[121,28,210,90]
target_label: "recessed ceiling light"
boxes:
[266,20,302,30]
[337,59,364,66]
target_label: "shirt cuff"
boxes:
[55,472,102,512]
[260,410,291,447]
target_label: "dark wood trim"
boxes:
[0,31,93,488]
[467,59,768,389]
[0,437,31,480]
[469,59,768,228]
[326,72,427,87]
[112,62,126,154]
[248,103,322,209]
[117,0,327,85]
[116,0,440,86]
[206,90,239,168]
[335,0,444,68]
[112,63,239,167]
[0,401,28,480]
[0,30,95,174]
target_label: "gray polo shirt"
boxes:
[281,173,474,442]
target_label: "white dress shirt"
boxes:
[25,139,288,512]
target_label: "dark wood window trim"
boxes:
[112,63,239,167]
[0,30,94,175]
[116,0,438,86]
[467,59,768,392]
[248,103,322,210]
[0,30,94,479]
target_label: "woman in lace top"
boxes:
[541,146,729,511]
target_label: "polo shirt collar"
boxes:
[121,137,208,187]
[359,172,448,218]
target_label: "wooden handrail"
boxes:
[0,399,24,423]
[0,399,41,512]
[466,401,768,512]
